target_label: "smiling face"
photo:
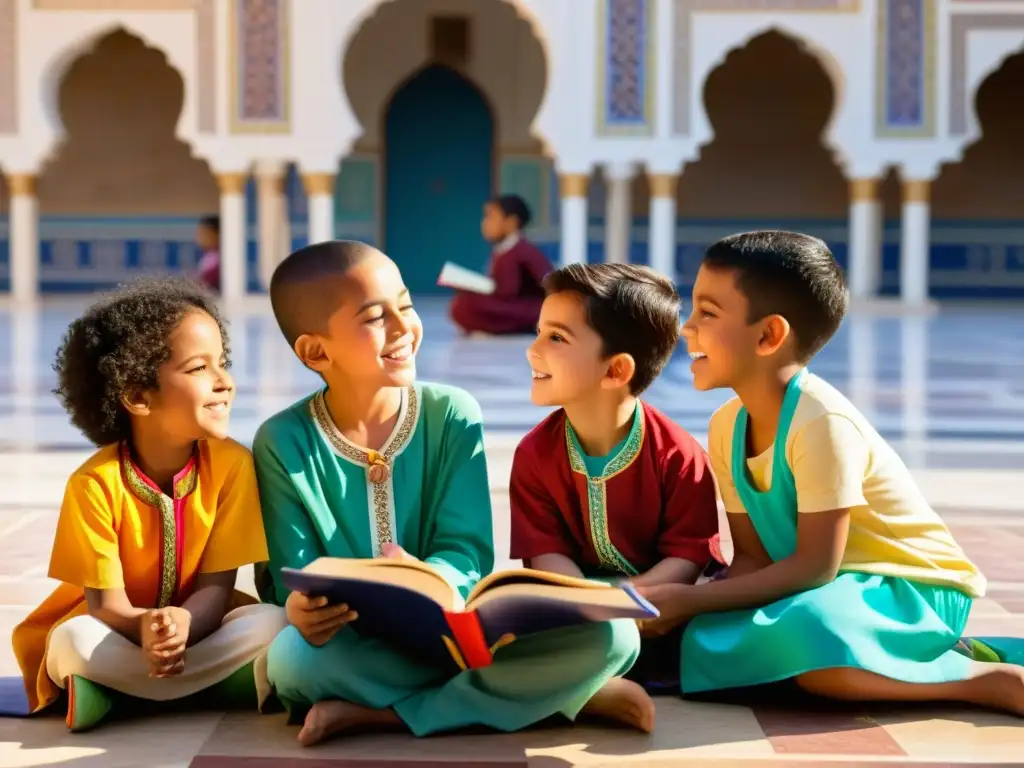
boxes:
[681,264,766,391]
[133,309,234,442]
[295,251,423,389]
[526,291,631,406]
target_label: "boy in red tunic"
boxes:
[510,263,721,691]
[449,195,553,335]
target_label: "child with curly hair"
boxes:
[12,277,286,732]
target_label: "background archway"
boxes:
[338,0,549,295]
[676,30,847,220]
[39,29,216,215]
[933,50,1024,219]
[384,66,494,295]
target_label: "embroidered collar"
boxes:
[565,402,645,481]
[120,442,199,504]
[310,386,420,469]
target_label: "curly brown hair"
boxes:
[53,277,229,446]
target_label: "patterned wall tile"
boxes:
[671,0,858,136]
[949,14,1024,137]
[597,0,656,136]
[334,156,378,224]
[0,0,15,134]
[500,157,549,227]
[230,0,290,133]
[875,0,935,137]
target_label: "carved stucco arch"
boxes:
[688,23,851,173]
[338,0,553,156]
[37,23,202,167]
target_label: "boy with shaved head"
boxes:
[253,241,647,746]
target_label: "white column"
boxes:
[217,172,248,303]
[559,173,589,266]
[648,173,678,280]
[848,178,882,300]
[255,162,288,291]
[603,166,632,264]
[7,174,39,303]
[900,315,929,469]
[899,179,931,305]
[303,172,336,245]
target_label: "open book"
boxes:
[437,262,496,295]
[281,558,656,672]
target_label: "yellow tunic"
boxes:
[13,438,269,713]
[709,372,985,597]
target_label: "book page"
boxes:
[467,582,641,612]
[467,568,617,604]
[301,557,457,610]
[437,262,496,295]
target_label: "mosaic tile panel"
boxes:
[672,0,857,136]
[231,0,290,132]
[597,0,655,135]
[0,0,14,134]
[500,157,549,227]
[949,14,1024,137]
[876,0,935,137]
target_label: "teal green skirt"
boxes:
[680,572,976,693]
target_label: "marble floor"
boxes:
[0,296,1023,766]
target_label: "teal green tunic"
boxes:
[254,382,639,736]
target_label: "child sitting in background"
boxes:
[449,194,553,336]
[510,263,720,697]
[12,277,285,732]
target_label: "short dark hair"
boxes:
[199,215,220,233]
[702,230,848,361]
[53,277,228,446]
[269,239,378,347]
[491,194,531,228]
[543,263,680,395]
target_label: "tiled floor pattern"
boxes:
[0,298,1023,765]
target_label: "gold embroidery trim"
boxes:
[120,444,197,608]
[309,387,420,549]
[565,407,645,576]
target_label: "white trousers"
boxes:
[46,604,287,702]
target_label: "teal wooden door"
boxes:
[385,66,494,296]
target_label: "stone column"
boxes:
[647,173,678,281]
[603,165,633,264]
[559,173,589,266]
[848,178,882,300]
[217,172,248,302]
[303,172,336,245]
[900,179,931,305]
[255,162,289,291]
[7,174,39,303]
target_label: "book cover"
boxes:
[280,559,656,673]
[437,262,496,295]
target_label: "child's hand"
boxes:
[285,591,357,647]
[381,543,418,561]
[635,584,690,638]
[141,606,191,677]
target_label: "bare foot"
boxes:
[580,677,656,733]
[297,700,403,746]
[969,664,1024,716]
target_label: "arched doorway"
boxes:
[675,31,847,280]
[39,29,217,290]
[340,0,548,297]
[931,50,1024,298]
[384,66,494,295]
